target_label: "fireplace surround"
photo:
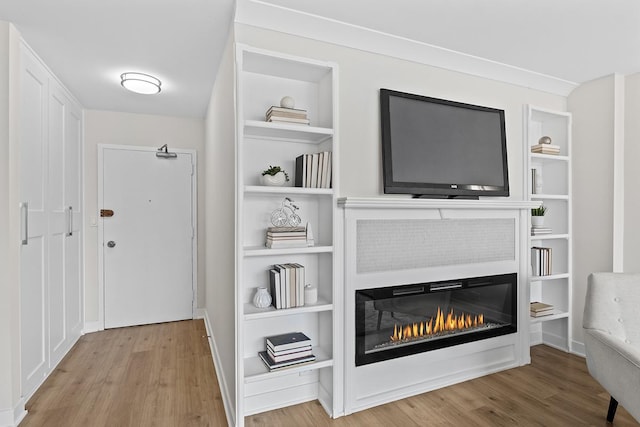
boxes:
[339,197,536,415]
[356,273,517,366]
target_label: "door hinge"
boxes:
[100,209,114,218]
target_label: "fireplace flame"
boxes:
[390,307,484,342]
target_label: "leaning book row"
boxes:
[531,246,552,276]
[295,152,332,188]
[269,263,306,309]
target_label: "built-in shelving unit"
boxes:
[235,44,340,425]
[524,105,572,351]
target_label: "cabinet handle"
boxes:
[20,202,28,245]
[66,206,73,237]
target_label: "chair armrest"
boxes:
[585,329,640,368]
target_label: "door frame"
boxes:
[97,144,197,329]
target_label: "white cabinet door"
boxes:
[19,46,49,398]
[64,94,83,350]
[47,80,83,368]
[19,44,84,400]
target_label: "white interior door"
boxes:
[101,146,195,329]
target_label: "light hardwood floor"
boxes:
[21,320,638,426]
[21,320,227,427]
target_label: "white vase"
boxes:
[304,285,318,305]
[261,172,286,186]
[253,287,272,308]
[531,216,544,228]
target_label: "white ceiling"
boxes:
[2,0,639,118]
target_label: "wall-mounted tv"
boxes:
[380,89,509,198]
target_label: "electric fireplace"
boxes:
[355,273,517,366]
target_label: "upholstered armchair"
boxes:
[583,272,640,423]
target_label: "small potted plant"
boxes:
[531,205,547,228]
[261,165,290,186]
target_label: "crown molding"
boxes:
[236,0,578,96]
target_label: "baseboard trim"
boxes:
[571,340,586,357]
[0,400,27,427]
[82,320,103,334]
[196,308,235,427]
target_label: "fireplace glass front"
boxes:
[356,273,517,366]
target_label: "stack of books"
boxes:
[266,226,308,249]
[531,226,553,236]
[530,301,555,317]
[259,332,316,371]
[531,246,552,276]
[294,152,332,188]
[531,143,560,155]
[269,263,306,309]
[265,106,310,125]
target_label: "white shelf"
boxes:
[244,185,333,196]
[530,153,569,162]
[525,105,572,352]
[236,45,339,423]
[530,194,569,200]
[530,310,569,324]
[244,300,333,320]
[244,120,333,144]
[530,234,569,241]
[244,346,333,383]
[243,245,333,257]
[530,273,570,281]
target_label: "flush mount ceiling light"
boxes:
[120,72,161,95]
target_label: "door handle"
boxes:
[107,241,116,248]
[66,206,73,237]
[20,202,28,245]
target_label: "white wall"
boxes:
[204,30,236,422]
[624,73,640,272]
[206,22,571,419]
[0,22,23,421]
[83,110,205,324]
[235,24,567,200]
[568,75,618,347]
[0,20,13,416]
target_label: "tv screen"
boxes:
[380,89,509,198]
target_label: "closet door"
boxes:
[64,95,83,349]
[47,80,83,367]
[19,44,84,399]
[19,46,49,398]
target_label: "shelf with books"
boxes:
[244,120,333,144]
[244,185,334,196]
[244,346,333,383]
[529,310,569,324]
[236,44,339,423]
[244,300,333,319]
[243,245,333,257]
[531,273,570,281]
[530,153,569,162]
[524,105,572,352]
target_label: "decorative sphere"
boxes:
[539,136,552,145]
[280,96,295,109]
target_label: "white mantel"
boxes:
[338,196,540,210]
[339,197,537,415]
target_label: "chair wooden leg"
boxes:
[607,396,618,423]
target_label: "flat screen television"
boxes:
[380,89,509,198]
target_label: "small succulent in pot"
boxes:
[531,205,547,228]
[531,205,547,216]
[261,165,290,186]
